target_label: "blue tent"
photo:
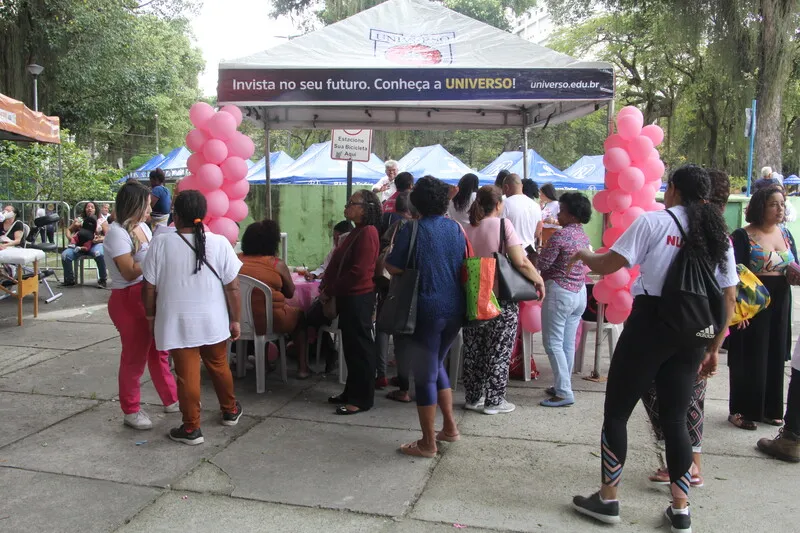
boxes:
[270,142,385,185]
[784,174,800,185]
[158,147,192,179]
[563,155,606,190]
[480,150,580,188]
[123,153,166,181]
[398,145,490,185]
[246,152,296,182]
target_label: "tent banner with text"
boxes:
[218,68,614,104]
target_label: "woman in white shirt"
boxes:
[447,173,479,228]
[540,183,561,228]
[104,181,178,431]
[570,165,737,533]
[143,190,244,446]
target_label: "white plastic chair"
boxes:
[231,274,289,393]
[574,320,622,374]
[313,317,346,384]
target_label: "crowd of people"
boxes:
[4,155,799,532]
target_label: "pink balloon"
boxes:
[642,157,666,182]
[196,164,224,193]
[628,135,655,164]
[220,156,249,182]
[649,201,665,211]
[605,268,631,290]
[225,199,249,221]
[189,102,216,130]
[596,247,609,254]
[185,128,209,153]
[519,300,542,334]
[221,177,250,200]
[187,152,207,174]
[602,226,625,248]
[220,105,243,126]
[619,167,645,193]
[631,184,657,208]
[605,172,619,190]
[617,106,643,123]
[603,134,627,151]
[593,279,614,304]
[628,265,641,288]
[603,147,631,173]
[605,304,630,325]
[641,124,664,146]
[227,132,255,160]
[592,190,611,213]
[610,211,624,228]
[622,206,645,228]
[608,189,633,212]
[649,148,660,161]
[208,216,239,245]
[611,289,634,312]
[176,175,198,192]
[203,139,229,165]
[617,114,643,141]
[207,112,237,141]
[205,189,230,219]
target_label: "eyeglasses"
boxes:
[345,201,365,208]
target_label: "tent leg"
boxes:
[521,108,529,180]
[265,119,272,220]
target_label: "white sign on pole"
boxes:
[331,129,373,162]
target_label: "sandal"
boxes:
[762,418,784,427]
[296,370,312,380]
[399,440,436,458]
[386,390,412,403]
[728,413,757,431]
[435,430,461,442]
[648,466,704,487]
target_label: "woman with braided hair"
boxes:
[570,165,737,532]
[323,189,381,415]
[104,181,178,430]
[142,190,244,445]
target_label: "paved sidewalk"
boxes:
[0,289,797,533]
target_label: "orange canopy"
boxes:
[0,93,60,144]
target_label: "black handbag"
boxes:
[377,220,419,335]
[494,218,539,302]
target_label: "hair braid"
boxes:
[174,190,208,274]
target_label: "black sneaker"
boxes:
[59,280,76,287]
[169,425,204,445]
[572,492,621,524]
[665,506,692,533]
[222,401,243,426]
[97,278,107,289]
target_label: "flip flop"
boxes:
[399,440,437,458]
[762,418,784,427]
[296,371,312,380]
[386,390,412,403]
[435,430,461,442]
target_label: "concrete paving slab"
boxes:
[0,402,257,487]
[0,342,126,399]
[382,519,498,533]
[699,398,790,459]
[0,392,97,448]
[411,437,677,533]
[212,417,437,516]
[172,460,236,495]
[0,346,66,376]
[272,379,465,431]
[0,320,118,350]
[0,467,160,533]
[116,491,391,533]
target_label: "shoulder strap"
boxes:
[335,228,362,277]
[177,232,223,283]
[664,209,687,240]
[499,217,506,254]
[405,220,419,269]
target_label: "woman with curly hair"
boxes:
[323,189,382,415]
[570,165,737,533]
[728,186,798,431]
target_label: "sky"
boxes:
[191,0,300,97]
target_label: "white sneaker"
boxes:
[483,400,516,415]
[164,401,180,413]
[464,397,485,412]
[123,410,153,430]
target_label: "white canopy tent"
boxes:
[218,0,615,210]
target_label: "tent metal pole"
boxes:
[58,144,63,204]
[521,107,529,180]
[265,118,272,220]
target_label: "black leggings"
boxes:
[786,368,800,435]
[601,296,705,499]
[338,292,377,410]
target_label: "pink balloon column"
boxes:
[181,102,254,245]
[592,106,666,324]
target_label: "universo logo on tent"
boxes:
[370,29,455,65]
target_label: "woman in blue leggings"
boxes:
[387,175,466,458]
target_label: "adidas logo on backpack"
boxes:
[695,326,715,339]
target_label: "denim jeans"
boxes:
[62,244,107,283]
[541,280,586,401]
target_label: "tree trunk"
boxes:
[754,0,795,174]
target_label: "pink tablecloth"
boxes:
[286,273,320,312]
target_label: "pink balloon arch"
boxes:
[179,102,254,245]
[595,106,666,324]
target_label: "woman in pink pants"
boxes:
[105,181,178,429]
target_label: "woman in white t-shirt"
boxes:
[142,190,243,446]
[540,183,561,228]
[447,173,479,228]
[569,165,738,532]
[104,181,178,431]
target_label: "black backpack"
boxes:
[657,210,724,347]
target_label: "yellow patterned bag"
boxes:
[731,264,770,325]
